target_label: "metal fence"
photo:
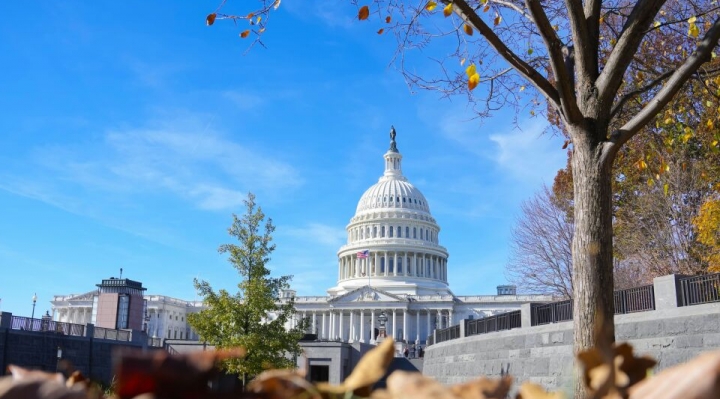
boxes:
[94,326,131,342]
[148,337,163,347]
[9,316,85,336]
[531,300,573,326]
[680,273,720,306]
[435,324,461,344]
[615,284,655,314]
[466,310,521,337]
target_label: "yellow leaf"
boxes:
[664,183,669,196]
[708,119,714,129]
[530,110,535,116]
[648,178,655,187]
[712,140,719,147]
[377,28,384,34]
[689,23,699,38]
[206,13,217,26]
[688,16,697,24]
[425,1,437,11]
[465,63,477,77]
[610,38,617,45]
[654,21,661,27]
[240,30,251,38]
[664,117,672,125]
[520,85,526,92]
[637,160,648,170]
[599,15,605,24]
[358,5,370,20]
[443,3,453,17]
[468,73,480,90]
[553,24,559,31]
[463,24,473,35]
[494,15,502,26]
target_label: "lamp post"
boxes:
[56,347,62,373]
[31,293,37,320]
[377,311,388,340]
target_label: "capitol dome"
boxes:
[329,127,450,297]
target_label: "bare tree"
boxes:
[506,186,574,298]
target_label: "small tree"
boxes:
[187,193,307,386]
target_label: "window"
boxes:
[117,295,129,329]
[420,229,424,240]
[403,197,406,202]
[373,226,377,237]
[381,226,385,237]
[405,226,409,237]
[397,226,402,238]
[389,227,393,237]
[380,258,385,273]
[398,257,403,273]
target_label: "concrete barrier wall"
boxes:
[423,301,720,392]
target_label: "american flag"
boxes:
[356,250,369,259]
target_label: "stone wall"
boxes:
[423,276,720,393]
[0,314,153,385]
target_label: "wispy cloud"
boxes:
[488,118,565,184]
[280,223,346,248]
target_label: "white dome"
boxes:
[329,127,450,297]
[355,179,431,214]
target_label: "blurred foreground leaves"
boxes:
[2,338,720,399]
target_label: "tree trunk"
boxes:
[570,129,616,397]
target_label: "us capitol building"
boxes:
[50,128,550,347]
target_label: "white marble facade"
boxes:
[50,128,551,345]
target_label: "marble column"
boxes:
[312,312,317,335]
[393,252,398,276]
[322,312,326,339]
[402,309,408,342]
[360,310,365,343]
[330,312,335,340]
[349,311,355,343]
[392,309,397,339]
[437,309,442,329]
[370,309,376,343]
[415,311,420,343]
[426,311,431,339]
[374,252,379,276]
[449,310,453,326]
[339,311,344,341]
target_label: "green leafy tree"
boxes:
[187,193,307,385]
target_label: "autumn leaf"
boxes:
[377,28,384,35]
[463,24,473,35]
[386,16,392,23]
[240,30,251,38]
[688,16,700,38]
[518,382,565,399]
[468,73,480,90]
[562,140,570,150]
[206,13,216,26]
[425,1,437,11]
[494,15,502,26]
[318,338,395,397]
[358,5,370,21]
[483,4,490,12]
[443,3,453,17]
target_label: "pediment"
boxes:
[329,286,406,304]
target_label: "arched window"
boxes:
[380,258,385,273]
[413,227,417,238]
[405,226,410,237]
[381,226,385,237]
[397,226,402,237]
[373,226,377,238]
[389,227,394,237]
[389,258,394,273]
[398,257,403,273]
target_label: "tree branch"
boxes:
[525,0,583,123]
[451,0,561,109]
[607,17,720,154]
[610,69,675,118]
[564,0,595,87]
[596,0,667,108]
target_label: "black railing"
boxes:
[615,284,655,313]
[94,326,131,341]
[148,337,163,347]
[531,300,573,326]
[10,316,85,336]
[435,324,461,344]
[680,273,720,306]
[466,310,521,337]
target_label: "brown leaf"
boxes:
[562,140,569,149]
[240,30,251,38]
[206,13,217,26]
[517,382,565,399]
[377,28,384,35]
[318,338,395,397]
[463,24,473,35]
[247,369,321,399]
[386,371,455,399]
[358,5,370,21]
[386,16,392,23]
[629,350,720,399]
[0,377,86,399]
[114,347,246,399]
[450,376,512,399]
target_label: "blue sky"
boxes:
[0,1,566,317]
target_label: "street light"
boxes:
[31,293,37,320]
[56,346,63,373]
